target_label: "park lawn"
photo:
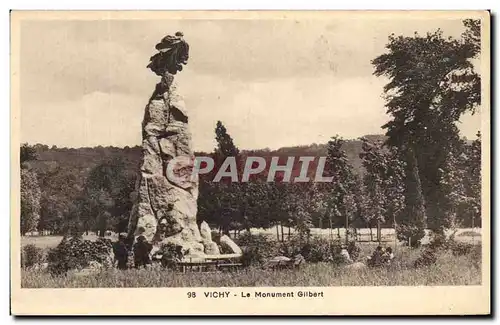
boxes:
[20,227,480,249]
[21,233,118,249]
[21,249,481,288]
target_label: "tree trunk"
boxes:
[369,227,374,241]
[288,226,291,241]
[329,217,333,241]
[377,219,381,244]
[345,214,349,245]
[98,214,107,237]
[276,225,280,241]
[471,215,475,245]
[393,214,397,253]
[280,223,284,242]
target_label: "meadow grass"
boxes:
[20,230,482,288]
[21,249,480,288]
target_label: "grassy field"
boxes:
[21,241,481,288]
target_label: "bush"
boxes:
[235,232,352,266]
[277,235,343,264]
[450,242,475,256]
[158,242,184,269]
[397,224,426,248]
[347,241,361,262]
[21,244,45,268]
[47,236,114,275]
[300,237,336,263]
[240,246,265,267]
[236,232,279,266]
[429,232,478,257]
[414,247,437,268]
[471,244,482,269]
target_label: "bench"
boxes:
[216,262,243,272]
[175,256,243,273]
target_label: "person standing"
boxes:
[133,235,153,269]
[113,233,129,270]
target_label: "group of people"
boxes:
[367,245,395,267]
[112,233,153,270]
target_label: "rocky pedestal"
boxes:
[127,72,206,256]
[127,32,238,259]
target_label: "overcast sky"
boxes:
[19,17,482,152]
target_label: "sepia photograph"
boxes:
[10,10,490,315]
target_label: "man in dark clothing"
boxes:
[133,235,153,268]
[113,233,129,270]
[368,245,385,267]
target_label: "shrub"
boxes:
[158,242,183,269]
[235,232,279,266]
[240,246,265,267]
[471,244,482,269]
[450,242,475,256]
[21,244,45,268]
[235,232,351,266]
[397,224,426,248]
[279,235,342,264]
[414,247,437,268]
[428,232,450,250]
[302,237,334,263]
[347,241,361,262]
[47,236,114,275]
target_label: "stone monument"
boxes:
[127,32,239,259]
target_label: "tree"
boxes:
[198,121,242,235]
[20,143,41,234]
[398,148,427,247]
[467,132,482,227]
[321,136,358,243]
[384,147,406,245]
[434,140,471,234]
[458,131,481,227]
[77,157,134,236]
[215,121,239,161]
[20,169,41,234]
[359,138,406,243]
[38,165,83,234]
[372,20,481,234]
[20,143,38,165]
[359,138,387,242]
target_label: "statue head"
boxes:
[147,31,189,76]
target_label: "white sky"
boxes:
[20,18,482,152]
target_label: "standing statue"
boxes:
[127,32,221,258]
